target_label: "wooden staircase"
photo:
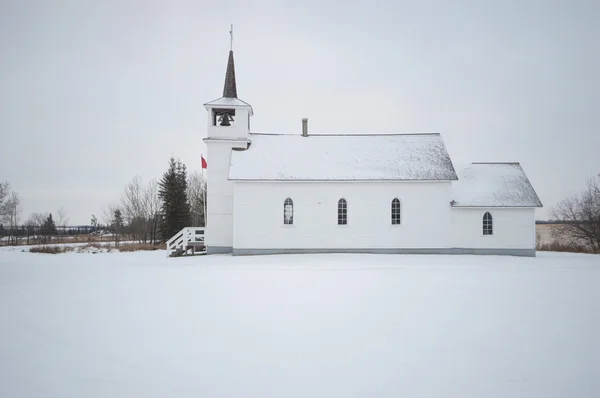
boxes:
[166,227,206,257]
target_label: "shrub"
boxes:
[118,243,165,252]
[538,241,599,254]
[30,245,71,254]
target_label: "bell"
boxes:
[219,113,231,126]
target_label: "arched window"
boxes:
[483,212,493,235]
[284,198,293,225]
[391,198,401,225]
[338,198,347,225]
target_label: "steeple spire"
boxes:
[223,51,237,98]
[223,25,237,98]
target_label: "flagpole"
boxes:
[202,158,207,228]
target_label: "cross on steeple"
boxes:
[222,25,237,98]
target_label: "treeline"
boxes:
[1,179,84,245]
[0,208,82,246]
[0,224,98,237]
[1,157,206,247]
[0,221,100,246]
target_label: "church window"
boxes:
[483,212,493,235]
[338,198,347,225]
[391,198,401,224]
[284,198,293,225]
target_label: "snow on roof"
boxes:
[204,97,252,108]
[452,163,542,207]
[229,133,458,181]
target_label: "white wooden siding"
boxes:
[205,141,246,248]
[233,181,453,250]
[451,208,536,249]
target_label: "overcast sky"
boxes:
[1,0,599,224]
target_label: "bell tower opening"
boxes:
[212,109,236,126]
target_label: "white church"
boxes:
[200,48,543,257]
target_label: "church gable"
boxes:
[228,133,458,181]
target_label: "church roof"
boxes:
[228,133,458,181]
[452,163,542,207]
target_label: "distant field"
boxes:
[536,223,592,248]
[536,223,558,245]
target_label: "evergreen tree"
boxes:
[158,157,191,241]
[112,209,123,229]
[112,209,124,247]
[42,213,57,237]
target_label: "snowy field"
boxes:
[1,249,599,398]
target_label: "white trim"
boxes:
[232,248,537,257]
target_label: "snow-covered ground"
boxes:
[0,249,598,398]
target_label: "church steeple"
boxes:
[204,25,252,137]
[223,50,237,98]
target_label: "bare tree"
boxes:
[187,171,206,227]
[119,176,164,244]
[120,176,145,241]
[0,181,8,199]
[30,212,48,229]
[112,208,123,248]
[101,203,120,244]
[550,175,600,251]
[0,181,11,226]
[57,207,69,243]
[24,212,45,244]
[28,212,50,243]
[102,175,163,246]
[91,214,98,229]
[144,179,161,245]
[89,214,98,242]
[5,192,21,245]
[24,215,36,245]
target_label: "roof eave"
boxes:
[227,177,459,182]
[204,137,250,143]
[451,204,543,208]
[203,99,253,108]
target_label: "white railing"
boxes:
[166,227,206,257]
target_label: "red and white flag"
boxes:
[201,155,207,169]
